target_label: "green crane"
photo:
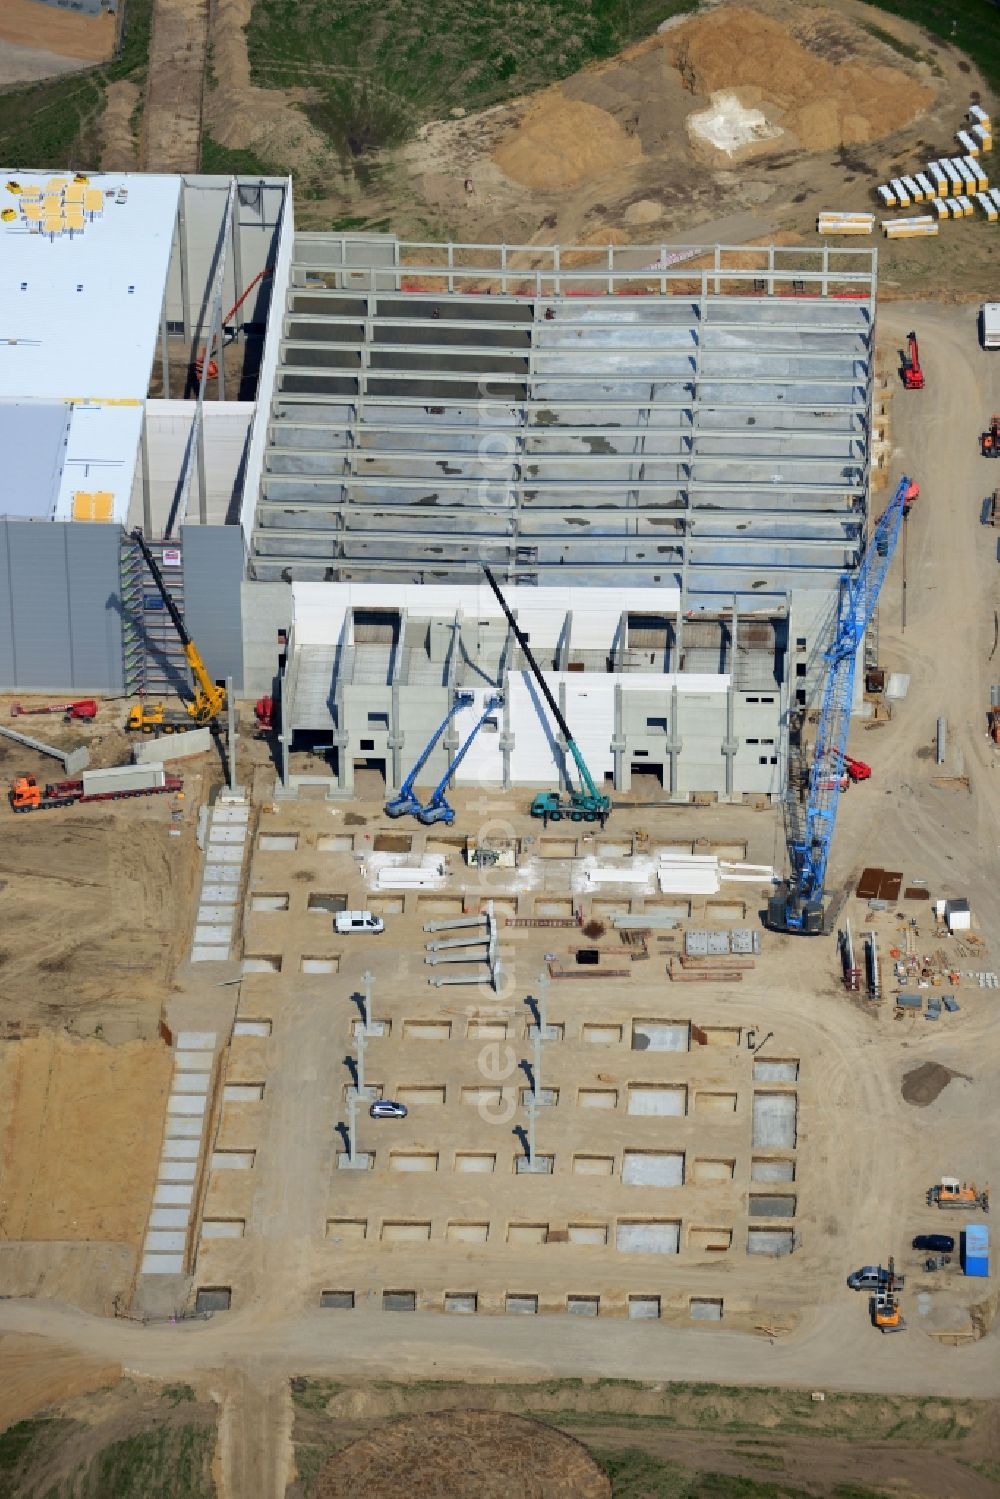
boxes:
[482,565,612,825]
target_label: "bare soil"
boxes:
[0,0,116,62]
[0,1333,119,1430]
[0,1034,171,1244]
[901,1060,962,1106]
[0,698,205,1037]
[141,0,210,171]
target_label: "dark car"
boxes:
[370,1099,408,1119]
[912,1233,954,1254]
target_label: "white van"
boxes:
[334,909,385,935]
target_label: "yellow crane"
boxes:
[125,530,226,734]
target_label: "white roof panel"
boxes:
[0,171,179,400]
[0,171,180,524]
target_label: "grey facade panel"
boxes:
[181,525,246,691]
[0,523,14,686]
[66,526,126,690]
[0,521,123,692]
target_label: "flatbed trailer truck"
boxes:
[10,766,182,813]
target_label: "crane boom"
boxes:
[481,565,610,822]
[129,530,226,725]
[770,475,910,934]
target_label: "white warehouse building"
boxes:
[0,168,878,803]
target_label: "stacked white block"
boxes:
[140,1031,216,1276]
[190,796,250,962]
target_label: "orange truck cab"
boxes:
[10,776,41,810]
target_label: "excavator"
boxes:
[871,1256,905,1334]
[125,530,226,734]
[482,565,612,825]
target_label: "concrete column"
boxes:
[499,686,513,792]
[159,308,170,398]
[387,680,404,792]
[611,681,626,793]
[177,200,189,343]
[140,408,152,534]
[557,610,573,670]
[721,600,739,800]
[556,681,570,793]
[665,684,682,798]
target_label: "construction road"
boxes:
[5,301,1000,1497]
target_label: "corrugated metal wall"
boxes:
[181,525,246,689]
[0,521,124,691]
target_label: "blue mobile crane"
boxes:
[384,693,474,819]
[417,694,504,825]
[767,475,911,934]
[482,564,612,825]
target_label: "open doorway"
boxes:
[353,757,387,798]
[630,762,664,789]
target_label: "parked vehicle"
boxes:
[370,1100,407,1119]
[10,765,182,813]
[981,302,1000,350]
[912,1234,955,1253]
[334,910,385,935]
[847,1265,905,1291]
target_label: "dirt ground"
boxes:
[0,1334,119,1429]
[0,1034,171,1243]
[0,696,208,1037]
[0,0,116,63]
[140,0,210,171]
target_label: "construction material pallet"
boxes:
[506,918,580,928]
[546,964,631,980]
[667,962,744,983]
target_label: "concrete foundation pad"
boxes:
[141,1253,186,1275]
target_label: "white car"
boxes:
[334,910,385,935]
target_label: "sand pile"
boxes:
[492,91,642,191]
[669,5,933,151]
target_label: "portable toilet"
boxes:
[962,1224,989,1278]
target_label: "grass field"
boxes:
[0,1413,216,1499]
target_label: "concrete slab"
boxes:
[194,924,233,947]
[212,805,251,823]
[175,1050,213,1072]
[176,1031,216,1049]
[197,905,236,926]
[172,1072,210,1095]
[153,1183,195,1206]
[158,1159,198,1182]
[752,1092,797,1149]
[223,1084,265,1102]
[192,946,232,963]
[208,826,247,845]
[141,1252,186,1275]
[162,1138,201,1160]
[202,885,240,904]
[149,1207,190,1229]
[622,1151,685,1187]
[204,844,244,864]
[144,1230,187,1253]
[166,1095,207,1116]
[616,1221,680,1254]
[203,865,242,885]
[133,727,212,762]
[212,1151,255,1169]
[627,1085,687,1116]
[165,1117,205,1138]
